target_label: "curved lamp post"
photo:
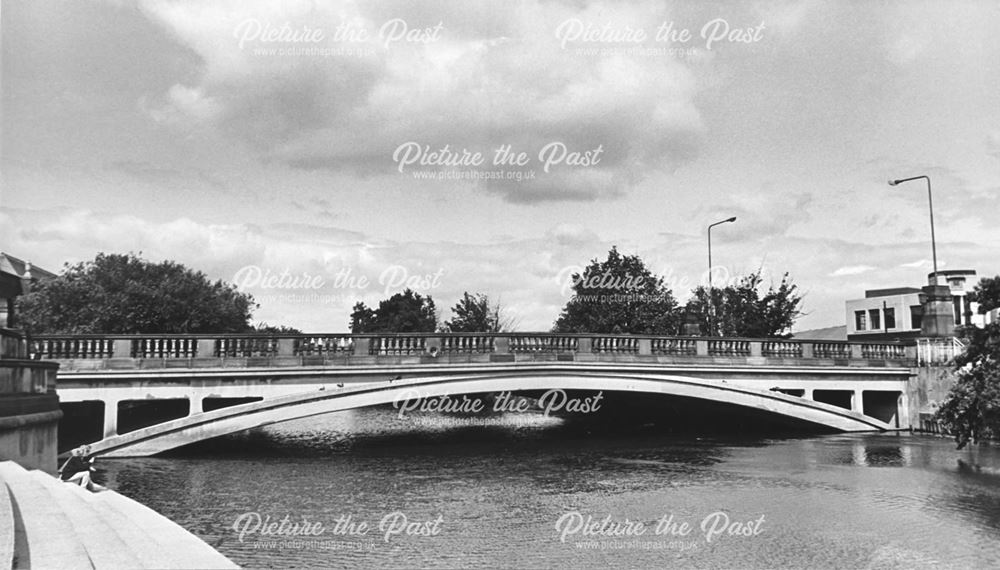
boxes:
[888,175,937,283]
[707,216,737,335]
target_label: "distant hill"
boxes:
[791,325,847,341]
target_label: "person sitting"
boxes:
[58,446,105,492]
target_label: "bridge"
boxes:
[29,333,922,457]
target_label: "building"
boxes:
[846,269,997,342]
[0,252,57,328]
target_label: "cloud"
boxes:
[830,265,876,277]
[989,130,1000,159]
[135,0,704,203]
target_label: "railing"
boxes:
[134,337,198,359]
[709,339,750,357]
[916,337,967,366]
[652,338,697,356]
[370,336,426,356]
[294,335,354,357]
[217,337,278,357]
[813,342,852,359]
[861,343,907,360]
[24,333,918,365]
[762,340,803,358]
[510,335,578,353]
[30,337,114,359]
[592,336,639,354]
[440,335,494,355]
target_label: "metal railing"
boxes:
[916,337,967,366]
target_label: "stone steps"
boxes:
[27,471,146,569]
[0,461,238,569]
[0,461,93,569]
[0,478,14,570]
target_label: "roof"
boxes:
[864,287,922,298]
[928,269,977,278]
[791,325,847,341]
[0,252,58,280]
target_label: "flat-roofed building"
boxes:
[846,269,997,342]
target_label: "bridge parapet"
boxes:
[28,332,917,371]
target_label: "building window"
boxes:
[953,297,962,326]
[855,310,867,331]
[869,309,881,331]
[910,305,923,330]
[884,307,896,329]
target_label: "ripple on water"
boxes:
[98,413,1000,569]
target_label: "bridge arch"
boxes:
[90,371,894,457]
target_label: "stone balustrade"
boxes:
[25,332,919,369]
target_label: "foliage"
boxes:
[683,270,802,337]
[444,292,517,333]
[935,276,1000,449]
[16,253,257,334]
[349,289,438,333]
[552,247,680,334]
[970,276,1000,313]
[253,323,303,334]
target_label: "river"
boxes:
[96,407,1000,569]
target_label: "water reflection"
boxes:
[96,409,1000,570]
[855,442,910,467]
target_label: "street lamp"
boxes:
[888,175,937,283]
[707,216,737,335]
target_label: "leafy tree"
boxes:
[349,289,437,333]
[935,276,1000,449]
[552,247,680,334]
[971,276,1000,313]
[349,302,377,333]
[16,252,257,334]
[683,270,802,337]
[444,292,517,333]
[253,323,303,334]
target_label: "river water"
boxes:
[97,407,1000,569]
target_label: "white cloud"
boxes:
[829,265,875,277]
[135,0,704,202]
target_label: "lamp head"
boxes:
[888,179,899,186]
[726,216,737,223]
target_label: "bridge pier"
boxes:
[852,389,863,414]
[102,400,118,438]
[189,396,203,415]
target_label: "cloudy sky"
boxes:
[2,0,998,332]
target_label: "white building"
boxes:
[845,269,997,341]
[845,287,924,341]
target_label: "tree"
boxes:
[253,323,303,334]
[349,289,437,333]
[349,302,377,333]
[683,270,802,337]
[16,252,256,334]
[552,247,680,334]
[935,276,1000,449]
[444,292,517,332]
